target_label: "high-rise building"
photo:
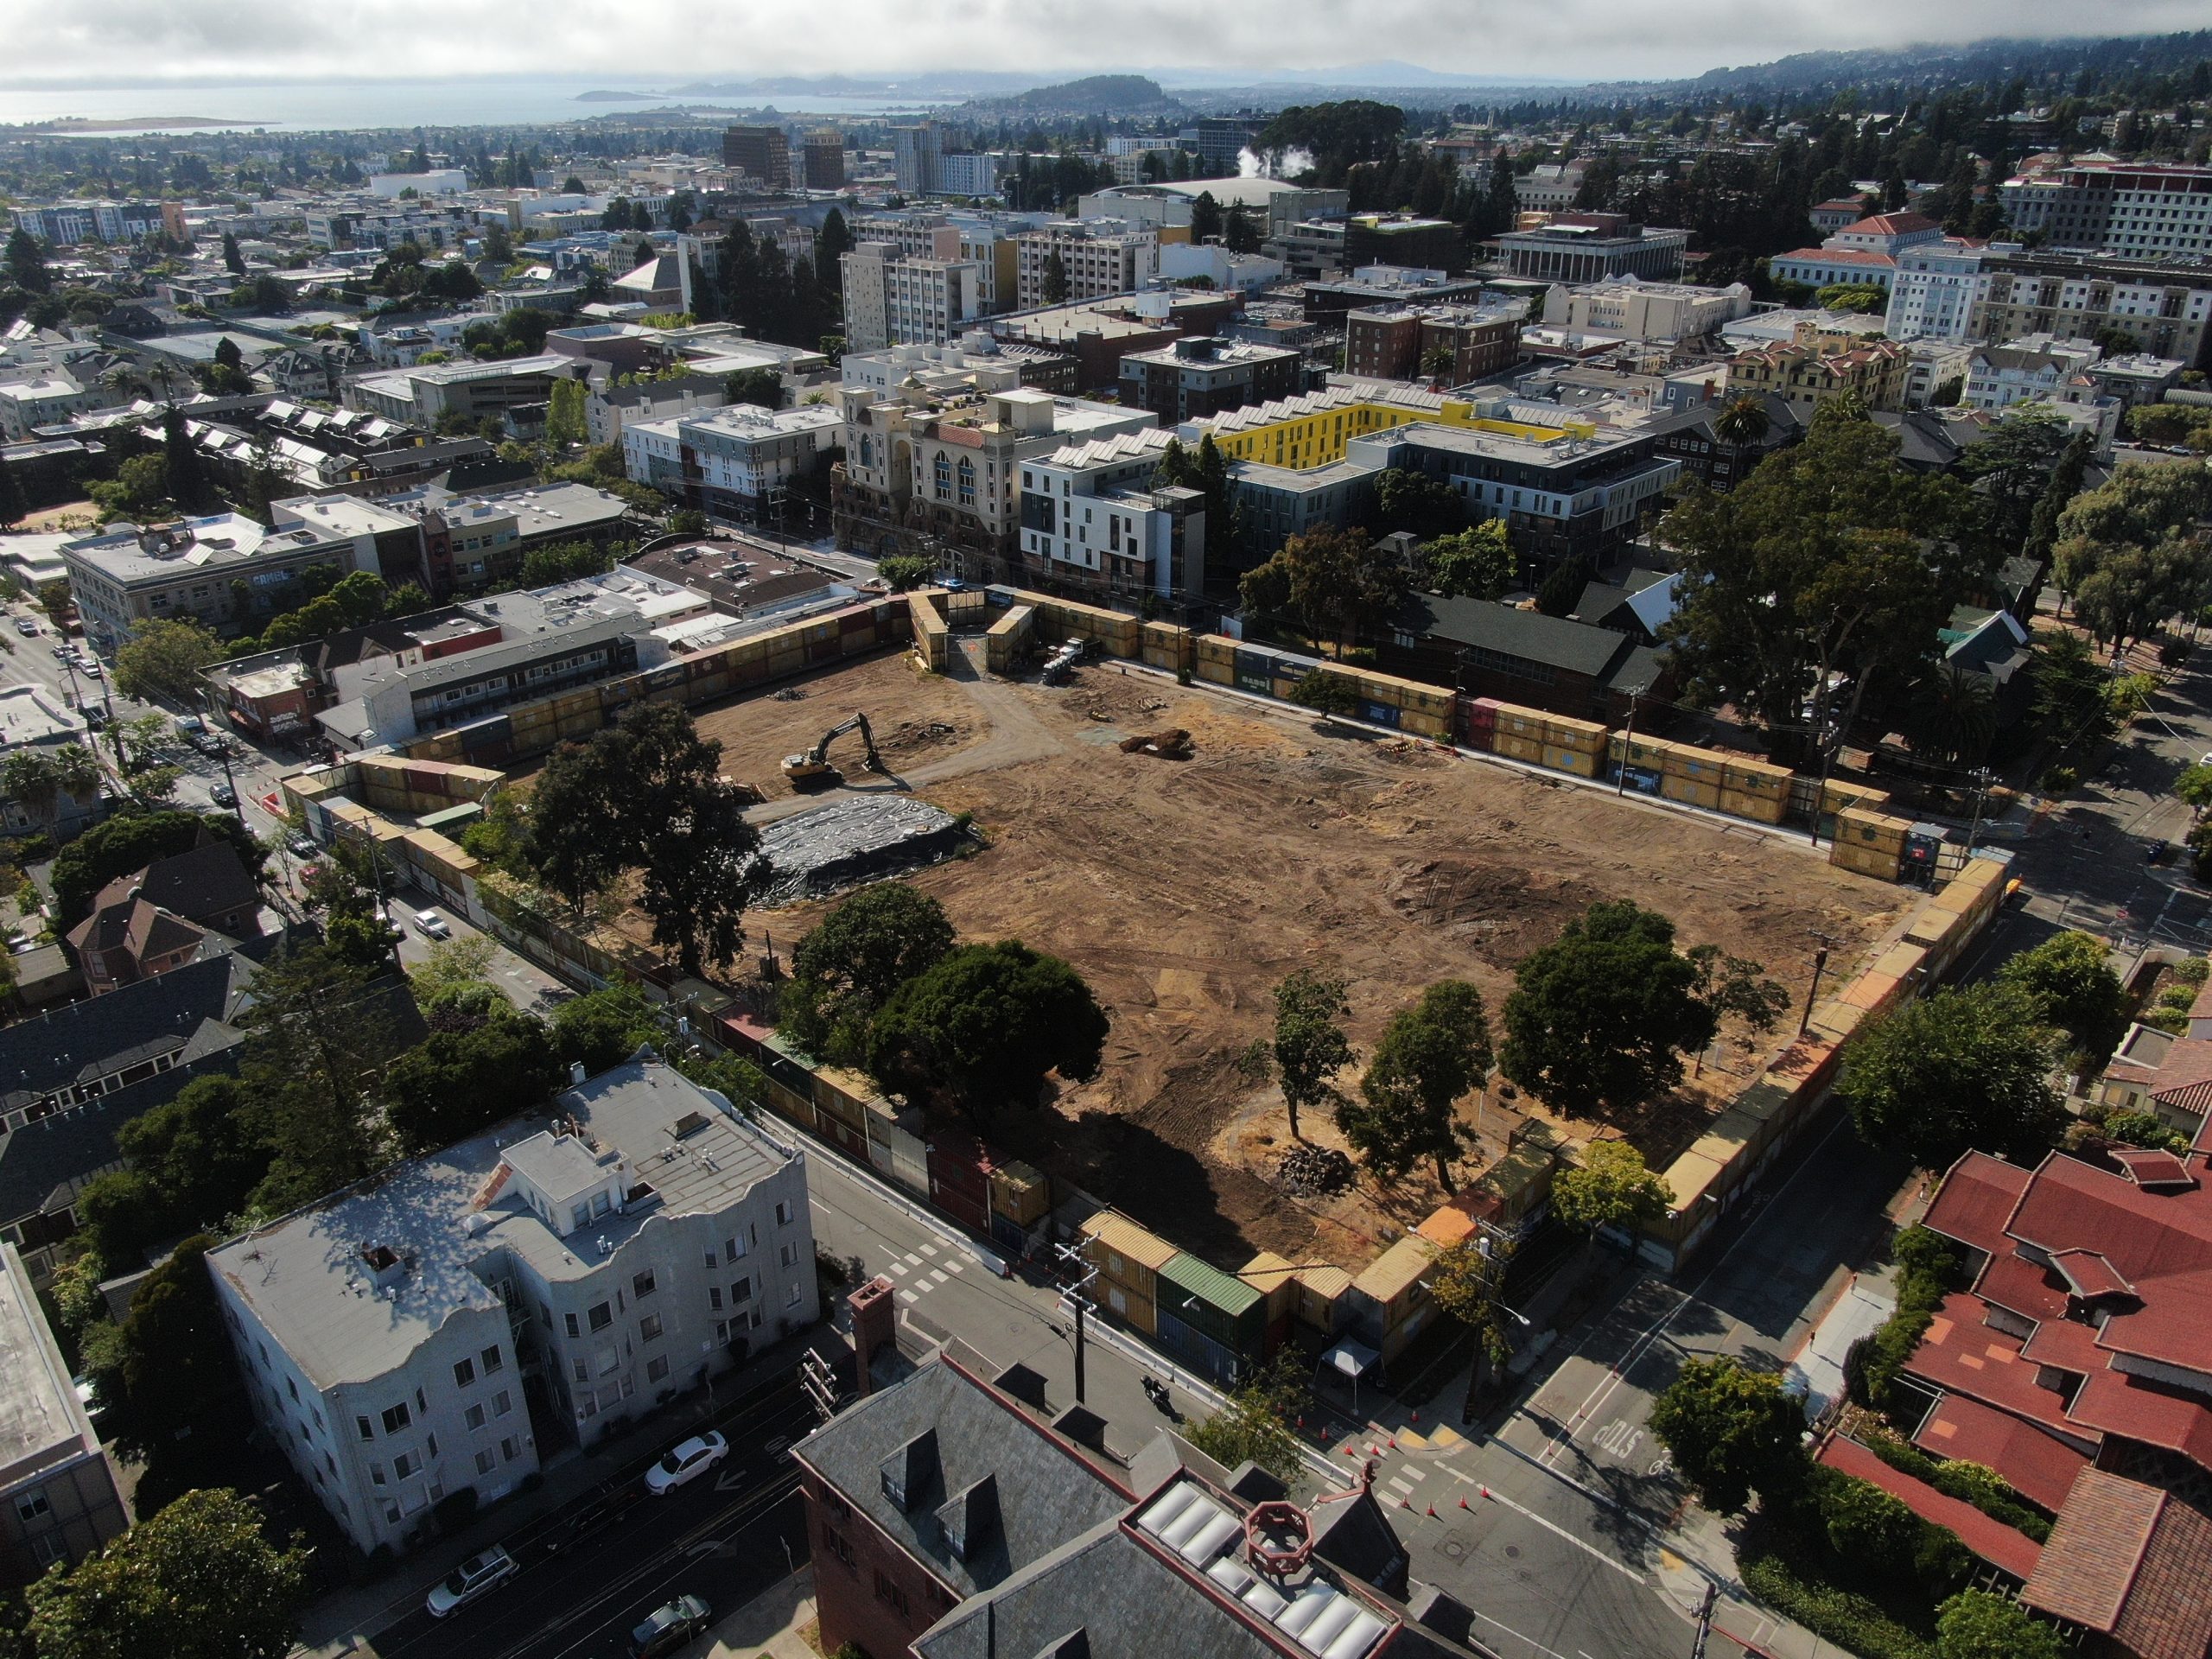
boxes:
[1967,248,2212,367]
[1012,223,1159,309]
[2000,160,2212,257]
[801,129,845,191]
[891,123,943,195]
[840,243,982,352]
[1885,239,2004,344]
[721,125,791,191]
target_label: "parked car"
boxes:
[287,834,315,858]
[644,1431,728,1496]
[79,659,100,678]
[424,1545,517,1618]
[14,617,36,637]
[211,783,237,808]
[629,1595,712,1658]
[413,908,451,940]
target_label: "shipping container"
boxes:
[1619,763,1662,795]
[1661,774,1721,810]
[1197,660,1234,686]
[1362,700,1402,728]
[1541,713,1610,753]
[1719,788,1787,824]
[1723,756,1792,798]
[1541,745,1598,777]
[1494,732,1545,764]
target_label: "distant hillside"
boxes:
[963,75,1186,117]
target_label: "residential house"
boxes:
[66,840,264,996]
[1382,592,1670,722]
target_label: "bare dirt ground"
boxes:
[721,651,1905,1270]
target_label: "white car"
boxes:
[413,909,452,940]
[645,1431,728,1496]
[425,1544,516,1618]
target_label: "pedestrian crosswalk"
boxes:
[884,1245,968,1302]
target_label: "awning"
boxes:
[1320,1340,1381,1382]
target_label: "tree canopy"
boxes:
[51,810,264,926]
[1661,402,1981,752]
[27,1488,309,1659]
[1424,520,1515,601]
[1551,1140,1674,1240]
[866,940,1106,1124]
[1341,980,1491,1186]
[1996,931,2126,1059]
[1838,982,2065,1171]
[1648,1356,1807,1513]
[1238,524,1402,654]
[1270,965,1355,1140]
[1498,900,1722,1116]
[1934,1590,2067,1659]
[779,883,955,1067]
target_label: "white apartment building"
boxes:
[0,372,105,441]
[10,200,162,245]
[61,514,365,655]
[1016,427,1205,600]
[938,153,1007,198]
[891,123,944,194]
[1539,277,1752,342]
[1013,223,1159,310]
[2000,162,2212,257]
[1513,162,1588,213]
[368,169,470,198]
[1962,336,2102,411]
[840,244,982,353]
[623,403,842,520]
[207,1057,817,1555]
[1885,240,2009,344]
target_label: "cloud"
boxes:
[0,0,2203,86]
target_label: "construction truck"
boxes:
[1040,638,1088,685]
[782,712,883,787]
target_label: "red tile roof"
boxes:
[2112,1148,2196,1190]
[2050,1249,2136,1300]
[2023,1468,2165,1631]
[2145,1034,2212,1106]
[1912,1394,2088,1515]
[2020,1313,2111,1374]
[1816,1436,2043,1580]
[2067,1369,2212,1466]
[1923,1151,2032,1255]
[1902,1294,2094,1443]
[1841,213,1942,236]
[1974,1249,2069,1325]
[2109,1492,2212,1659]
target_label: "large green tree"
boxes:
[779,883,955,1066]
[1551,1140,1674,1245]
[1648,1356,1808,1514]
[382,1007,562,1154]
[1424,520,1514,601]
[1498,900,1721,1116]
[1661,402,1980,753]
[1341,980,1491,1186]
[866,940,1107,1124]
[1838,982,2064,1172]
[1997,931,2126,1059]
[75,1237,238,1465]
[77,1077,269,1268]
[1270,965,1355,1141]
[51,809,265,926]
[1239,523,1402,655]
[2029,628,2119,747]
[1371,467,1465,541]
[113,617,226,706]
[28,1488,308,1659]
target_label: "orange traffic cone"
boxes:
[1458,1496,1471,1510]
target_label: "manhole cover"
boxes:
[1438,1540,1466,1561]
[1504,1545,1521,1559]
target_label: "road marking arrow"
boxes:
[714,1465,750,1492]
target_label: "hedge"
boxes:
[1855,1427,2054,1543]
[1740,1552,1938,1659]
[1848,1226,1965,1411]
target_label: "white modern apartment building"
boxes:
[840,244,983,353]
[938,152,1007,198]
[891,123,944,194]
[1885,240,2011,343]
[1962,336,2102,411]
[207,1057,817,1556]
[10,200,162,245]
[623,403,842,520]
[1539,277,1752,342]
[1013,222,1160,310]
[346,355,591,429]
[2000,161,2212,257]
[1016,427,1205,600]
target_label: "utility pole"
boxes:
[1689,1581,1718,1659]
[1963,766,1993,855]
[1799,931,1841,1036]
[1615,691,1639,797]
[798,1346,837,1422]
[1052,1242,1098,1403]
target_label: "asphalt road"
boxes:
[363,1374,812,1659]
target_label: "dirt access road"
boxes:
[734,649,1904,1270]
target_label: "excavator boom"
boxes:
[782,711,882,785]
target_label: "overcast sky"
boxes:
[4,0,2207,87]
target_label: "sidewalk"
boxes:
[296,1325,843,1657]
[704,1567,817,1659]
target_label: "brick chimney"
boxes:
[848,1275,897,1398]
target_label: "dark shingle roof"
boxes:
[0,954,245,1115]
[131,840,258,925]
[0,1056,238,1229]
[791,1357,1134,1599]
[1402,594,1637,680]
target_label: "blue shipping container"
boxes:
[1362,701,1401,728]
[1621,765,1662,795]
[1154,1308,1239,1385]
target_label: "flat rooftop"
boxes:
[207,1057,792,1390]
[61,513,349,583]
[0,1246,99,1486]
[0,684,86,747]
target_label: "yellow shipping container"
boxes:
[1831,840,1903,881]
[1665,746,1727,783]
[1542,745,1599,777]
[1400,711,1450,740]
[1542,714,1610,753]
[1723,756,1792,797]
[1719,788,1788,824]
[1494,732,1545,763]
[1197,660,1234,685]
[1836,806,1910,851]
[1662,774,1722,809]
[1496,706,1547,739]
[1609,733,1679,769]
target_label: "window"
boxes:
[709,1287,723,1310]
[286,1376,299,1402]
[452,1357,476,1389]
[787,1283,804,1307]
[779,1243,798,1268]
[357,1414,374,1443]
[775,1199,795,1226]
[588,1301,613,1332]
[632,1269,657,1300]
[730,1275,752,1305]
[392,1452,419,1480]
[573,1358,590,1384]
[464,1403,486,1431]
[875,1570,910,1615]
[385,1501,403,1526]
[725,1235,748,1263]
[646,1354,670,1384]
[702,1249,718,1270]
[823,1525,855,1570]
[564,1312,581,1338]
[481,1345,503,1375]
[380,1402,410,1435]
[500,1437,519,1462]
[15,1489,49,1524]
[475,1448,497,1476]
[371,1461,388,1486]
[639,1313,664,1343]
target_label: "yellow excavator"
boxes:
[782,712,884,787]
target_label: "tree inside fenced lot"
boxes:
[1837,982,2065,1172]
[1341,979,1491,1186]
[1269,965,1355,1140]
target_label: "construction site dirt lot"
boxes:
[709,652,1904,1270]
